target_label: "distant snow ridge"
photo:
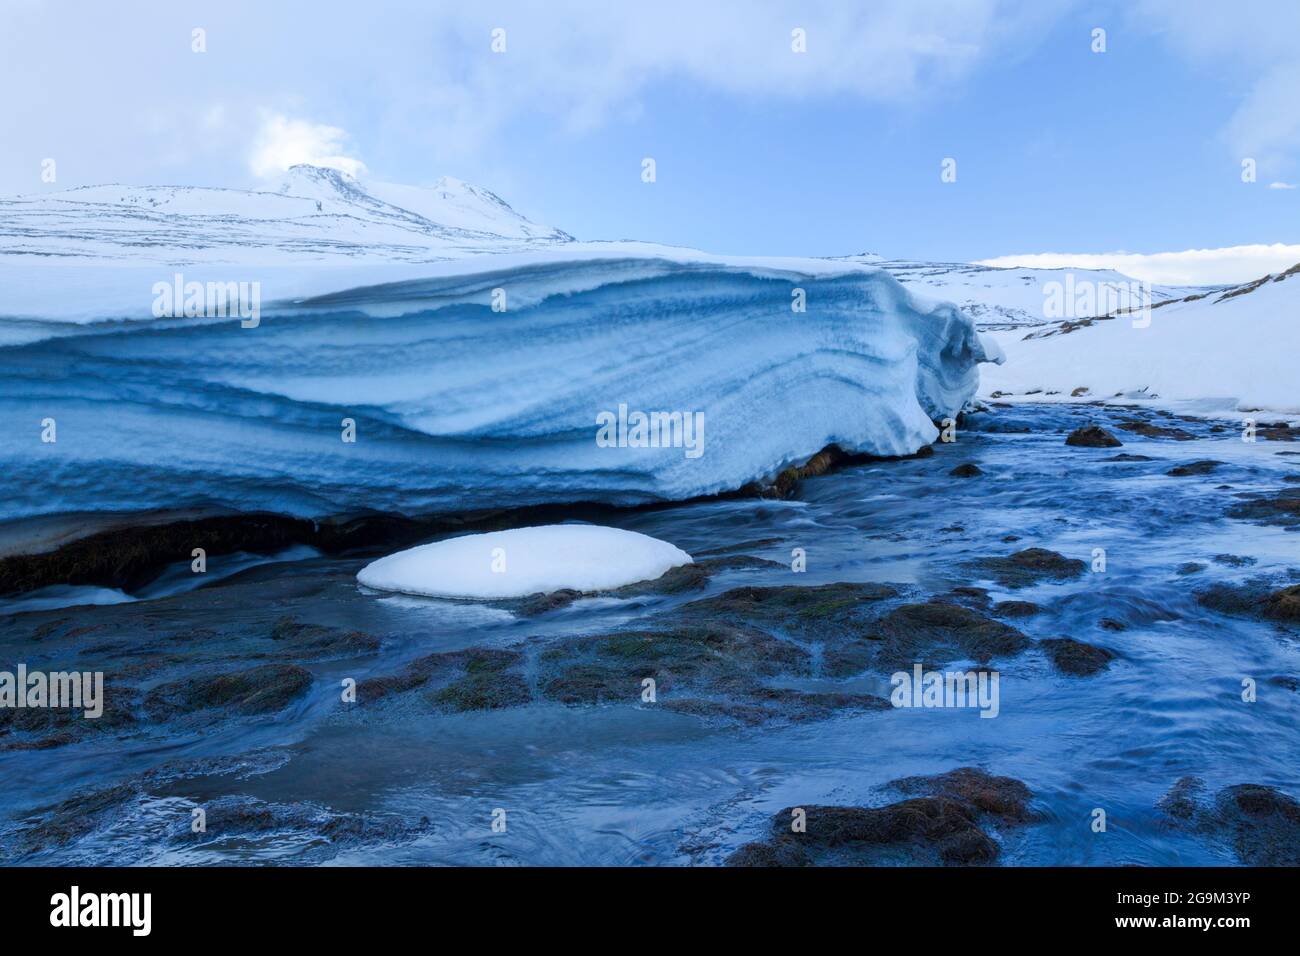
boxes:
[0,164,572,263]
[0,256,999,521]
[833,256,1201,331]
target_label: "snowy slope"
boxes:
[0,164,571,265]
[980,264,1300,414]
[833,255,1202,330]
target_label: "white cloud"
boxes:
[975,244,1300,286]
[0,0,1069,192]
[1134,1,1300,177]
[1268,181,1297,189]
[247,113,367,179]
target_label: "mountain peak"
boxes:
[267,165,567,240]
[0,164,572,263]
[273,164,367,202]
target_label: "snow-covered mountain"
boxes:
[0,164,572,265]
[981,263,1300,413]
[831,255,1205,330]
[824,253,1298,415]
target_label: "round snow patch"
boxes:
[356,524,692,600]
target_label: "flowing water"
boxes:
[1,402,1297,865]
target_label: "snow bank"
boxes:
[0,254,997,521]
[357,525,692,599]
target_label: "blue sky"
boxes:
[2,0,1298,274]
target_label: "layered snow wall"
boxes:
[0,256,999,521]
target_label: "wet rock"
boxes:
[1212,554,1257,568]
[2,783,140,859]
[1098,618,1126,631]
[512,554,783,616]
[727,798,997,867]
[949,463,983,478]
[1158,777,1300,865]
[1196,583,1300,623]
[0,680,137,750]
[725,836,814,867]
[1119,420,1196,441]
[1167,460,1224,477]
[355,666,432,702]
[540,623,808,707]
[269,615,304,641]
[1176,562,1206,576]
[182,794,429,849]
[144,664,312,719]
[620,555,782,596]
[1265,585,1300,620]
[1071,387,1090,397]
[429,671,530,712]
[890,767,1039,824]
[1226,492,1300,528]
[727,768,1036,867]
[356,648,529,712]
[1104,453,1155,462]
[3,771,429,863]
[992,600,1042,618]
[267,615,380,658]
[1215,785,1300,865]
[516,589,583,615]
[659,698,774,726]
[971,548,1087,588]
[1257,423,1299,442]
[1040,637,1115,676]
[1267,675,1299,691]
[870,601,1031,667]
[0,513,318,597]
[1156,776,1205,823]
[537,583,913,718]
[737,444,870,499]
[950,586,991,606]
[30,618,71,641]
[677,582,899,640]
[1065,425,1123,448]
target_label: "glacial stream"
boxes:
[1,402,1297,865]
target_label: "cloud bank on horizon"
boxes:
[976,244,1300,286]
[1,0,1297,280]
